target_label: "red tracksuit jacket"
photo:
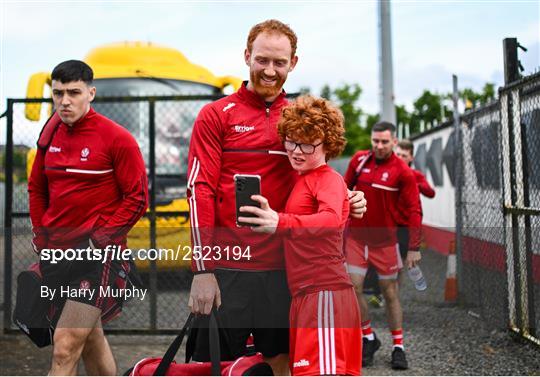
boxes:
[344,151,422,250]
[28,108,148,250]
[412,169,435,198]
[278,164,352,297]
[187,83,298,272]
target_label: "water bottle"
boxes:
[407,266,427,291]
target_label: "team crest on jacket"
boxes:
[80,280,91,290]
[80,148,90,161]
[382,172,389,181]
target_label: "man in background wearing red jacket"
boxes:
[362,138,437,304]
[396,139,435,269]
[344,121,422,370]
[186,20,367,375]
[28,60,148,375]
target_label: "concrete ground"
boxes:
[1,250,539,375]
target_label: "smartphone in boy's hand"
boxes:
[234,174,261,227]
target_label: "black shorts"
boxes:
[397,227,409,260]
[40,247,137,315]
[191,269,291,361]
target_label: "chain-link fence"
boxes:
[2,92,304,333]
[458,101,506,328]
[500,72,540,345]
[2,94,223,333]
[457,71,540,346]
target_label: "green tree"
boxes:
[365,106,412,139]
[460,83,496,109]
[410,90,451,133]
[480,83,496,104]
[365,113,379,133]
[460,88,481,109]
[395,105,412,137]
[362,81,498,138]
[320,83,370,155]
[320,84,332,101]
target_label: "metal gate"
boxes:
[2,95,221,333]
[500,72,540,345]
[2,92,298,333]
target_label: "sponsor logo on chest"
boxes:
[233,125,255,133]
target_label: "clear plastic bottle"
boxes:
[407,266,427,291]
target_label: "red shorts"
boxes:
[345,237,403,279]
[289,288,362,376]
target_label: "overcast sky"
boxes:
[1,0,539,119]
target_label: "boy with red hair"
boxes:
[239,95,362,376]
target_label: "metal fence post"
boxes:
[508,88,528,337]
[502,43,531,338]
[3,100,14,333]
[500,92,518,331]
[503,38,521,85]
[517,90,537,339]
[452,75,463,301]
[148,99,157,330]
[500,72,540,346]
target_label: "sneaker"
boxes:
[362,334,381,367]
[368,294,384,308]
[391,347,409,370]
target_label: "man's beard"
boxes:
[250,70,286,99]
[373,148,392,161]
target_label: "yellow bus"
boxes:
[25,41,241,271]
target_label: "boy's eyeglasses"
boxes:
[283,140,323,155]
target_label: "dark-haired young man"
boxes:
[344,122,422,370]
[28,60,148,375]
[395,139,435,199]
[395,139,435,266]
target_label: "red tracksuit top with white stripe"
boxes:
[412,169,435,198]
[28,108,148,250]
[187,83,298,272]
[278,164,352,297]
[344,151,422,250]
